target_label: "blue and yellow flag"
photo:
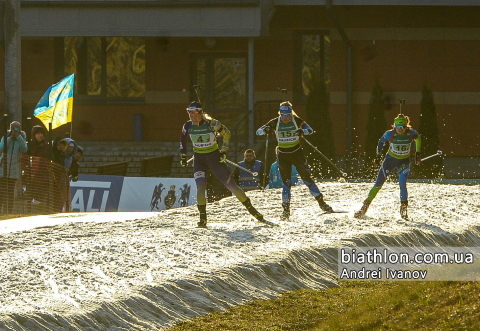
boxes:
[34,74,74,130]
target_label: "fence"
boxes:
[0,154,71,217]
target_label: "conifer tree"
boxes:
[305,75,335,178]
[418,83,443,178]
[363,77,387,177]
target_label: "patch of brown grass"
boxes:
[170,281,480,331]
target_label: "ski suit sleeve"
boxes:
[411,129,421,152]
[180,122,190,155]
[210,119,231,152]
[295,116,314,136]
[256,119,276,136]
[377,131,391,155]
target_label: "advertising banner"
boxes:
[118,177,197,212]
[70,175,125,212]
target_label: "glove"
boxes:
[263,126,270,134]
[295,128,304,137]
[219,151,227,163]
[373,154,382,167]
[415,152,422,165]
[72,176,78,182]
[180,153,187,167]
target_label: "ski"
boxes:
[257,219,279,227]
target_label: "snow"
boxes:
[0,182,478,330]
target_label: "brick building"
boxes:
[1,1,479,177]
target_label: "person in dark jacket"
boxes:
[68,146,83,182]
[233,149,264,191]
[52,137,68,166]
[27,125,52,205]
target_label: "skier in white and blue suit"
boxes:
[180,101,266,227]
[256,101,333,220]
[354,114,422,220]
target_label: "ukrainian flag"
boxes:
[34,74,74,130]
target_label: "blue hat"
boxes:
[279,101,293,115]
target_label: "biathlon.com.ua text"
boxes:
[337,247,480,281]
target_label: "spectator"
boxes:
[51,137,69,212]
[52,137,68,166]
[233,149,264,191]
[27,125,52,205]
[68,146,83,182]
[64,138,78,170]
[0,121,28,214]
[269,146,300,189]
[28,125,51,160]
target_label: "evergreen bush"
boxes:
[418,83,443,179]
[363,77,387,178]
[305,75,335,178]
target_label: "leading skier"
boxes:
[180,101,266,227]
[354,114,421,220]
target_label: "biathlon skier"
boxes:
[256,101,334,220]
[354,114,421,220]
[180,101,267,228]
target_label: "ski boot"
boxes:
[354,199,371,218]
[280,203,290,221]
[197,204,207,228]
[242,198,267,223]
[400,200,409,220]
[316,194,334,213]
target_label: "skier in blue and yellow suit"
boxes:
[180,101,266,227]
[354,114,422,220]
[256,101,334,220]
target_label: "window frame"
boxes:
[55,37,146,105]
[293,29,330,105]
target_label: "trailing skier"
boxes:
[354,114,422,220]
[180,101,266,228]
[256,101,334,220]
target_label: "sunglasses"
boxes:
[187,108,202,114]
[280,113,291,117]
[396,125,405,129]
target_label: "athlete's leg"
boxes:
[206,151,265,222]
[290,150,322,198]
[207,151,248,202]
[397,159,410,201]
[290,149,333,211]
[367,156,397,202]
[193,154,209,205]
[193,154,209,226]
[278,153,293,206]
[355,155,397,218]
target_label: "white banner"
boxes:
[118,177,197,212]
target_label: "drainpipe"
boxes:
[5,0,22,123]
[326,0,353,161]
[248,38,254,148]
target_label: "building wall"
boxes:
[2,6,480,159]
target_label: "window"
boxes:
[294,30,330,103]
[60,37,145,103]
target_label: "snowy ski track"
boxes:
[0,182,479,330]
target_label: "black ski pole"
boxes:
[262,134,269,189]
[302,137,348,179]
[193,84,202,104]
